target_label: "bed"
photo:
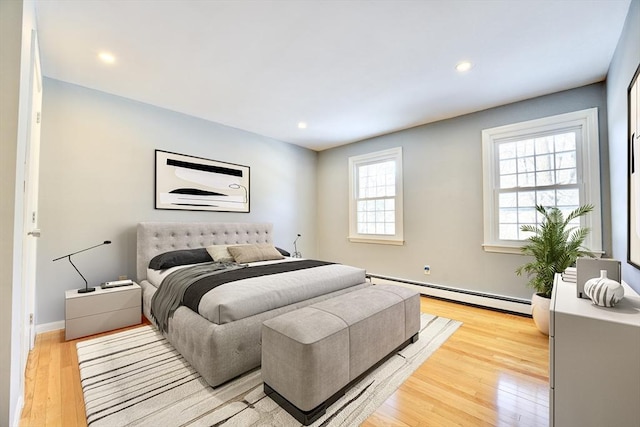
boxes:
[136,222,370,387]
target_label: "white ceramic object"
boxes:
[584,270,625,307]
[531,293,550,336]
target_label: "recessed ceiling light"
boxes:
[98,52,116,64]
[455,61,472,72]
[298,122,307,129]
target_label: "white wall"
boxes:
[36,78,318,325]
[317,83,610,300]
[1,0,37,424]
[607,0,640,293]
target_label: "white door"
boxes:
[21,30,42,364]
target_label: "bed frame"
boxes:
[136,222,369,387]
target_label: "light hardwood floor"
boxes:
[20,297,549,427]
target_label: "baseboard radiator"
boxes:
[367,274,532,316]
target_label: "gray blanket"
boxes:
[151,262,243,333]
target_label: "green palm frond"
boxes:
[515,204,594,298]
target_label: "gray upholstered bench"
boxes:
[261,284,420,425]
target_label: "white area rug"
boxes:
[77,313,461,426]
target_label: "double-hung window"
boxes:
[348,147,404,245]
[482,108,602,254]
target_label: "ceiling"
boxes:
[34,0,631,151]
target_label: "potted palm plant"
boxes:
[516,204,594,335]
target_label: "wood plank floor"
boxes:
[20,297,549,427]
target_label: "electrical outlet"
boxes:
[424,265,431,275]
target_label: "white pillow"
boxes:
[205,245,234,262]
[206,244,250,263]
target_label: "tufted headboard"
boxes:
[136,222,274,282]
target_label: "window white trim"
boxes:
[348,147,404,245]
[481,108,602,254]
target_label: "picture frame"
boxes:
[627,64,640,268]
[155,150,250,213]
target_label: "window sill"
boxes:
[348,236,404,246]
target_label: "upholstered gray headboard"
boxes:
[136,222,273,282]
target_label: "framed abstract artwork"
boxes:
[155,150,250,213]
[628,64,640,268]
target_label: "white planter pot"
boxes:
[531,293,551,336]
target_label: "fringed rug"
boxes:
[77,313,461,426]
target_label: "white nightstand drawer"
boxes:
[66,286,140,318]
[65,306,141,340]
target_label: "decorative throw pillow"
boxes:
[276,247,291,257]
[227,244,285,263]
[148,248,212,270]
[205,245,238,263]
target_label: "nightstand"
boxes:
[65,282,142,340]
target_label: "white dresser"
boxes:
[65,283,141,340]
[550,275,640,427]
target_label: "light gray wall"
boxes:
[317,83,610,300]
[607,0,640,293]
[37,78,318,325]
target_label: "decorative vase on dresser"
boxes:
[583,269,624,307]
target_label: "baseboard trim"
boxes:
[35,320,64,334]
[367,274,532,316]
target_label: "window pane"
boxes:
[535,154,554,171]
[518,191,536,207]
[537,190,555,206]
[500,174,517,189]
[557,189,579,206]
[554,132,576,151]
[500,159,517,174]
[518,172,536,187]
[518,208,536,224]
[556,151,576,169]
[499,192,516,208]
[536,171,554,186]
[499,224,519,240]
[499,208,518,223]
[499,142,516,159]
[385,199,394,210]
[516,140,534,157]
[534,136,554,154]
[517,157,535,173]
[556,169,577,184]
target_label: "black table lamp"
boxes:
[53,240,112,293]
[293,234,302,258]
